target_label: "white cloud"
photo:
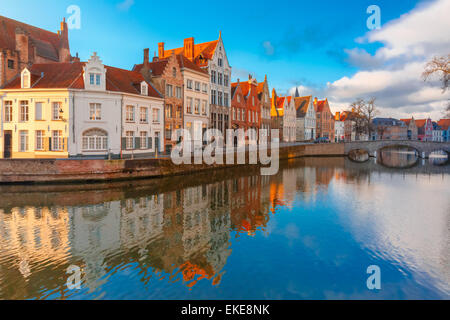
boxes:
[117,0,135,11]
[293,0,450,120]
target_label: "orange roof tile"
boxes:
[134,54,207,77]
[437,119,450,130]
[294,96,312,117]
[414,119,427,128]
[400,118,412,125]
[162,40,219,67]
[3,62,161,98]
[315,99,327,113]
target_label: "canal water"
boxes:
[0,153,449,299]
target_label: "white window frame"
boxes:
[35,130,44,151]
[89,103,102,121]
[19,130,29,152]
[126,105,135,122]
[140,131,148,149]
[140,106,148,123]
[4,101,12,122]
[126,131,135,149]
[20,101,29,122]
[52,102,62,121]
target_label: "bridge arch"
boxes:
[345,140,450,160]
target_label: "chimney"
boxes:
[184,37,194,61]
[72,52,80,62]
[314,97,318,105]
[143,48,149,67]
[59,18,70,62]
[158,42,165,59]
[15,28,29,67]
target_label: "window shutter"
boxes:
[48,137,52,151]
[63,138,68,152]
[148,137,152,149]
[43,136,49,152]
[121,138,127,150]
[134,137,140,149]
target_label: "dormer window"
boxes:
[90,73,101,85]
[141,82,148,96]
[84,53,106,91]
[21,69,30,88]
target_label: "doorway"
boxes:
[4,131,12,158]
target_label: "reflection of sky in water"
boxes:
[0,157,449,300]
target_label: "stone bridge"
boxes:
[344,140,450,158]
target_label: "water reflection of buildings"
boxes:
[378,149,418,168]
[4,157,444,298]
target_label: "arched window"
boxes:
[82,128,108,151]
[172,67,177,77]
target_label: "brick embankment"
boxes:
[0,143,345,184]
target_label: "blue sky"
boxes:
[1,0,449,119]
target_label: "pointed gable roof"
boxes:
[315,99,327,113]
[294,96,312,118]
[437,119,450,130]
[400,118,412,125]
[133,53,208,77]
[176,54,208,75]
[274,97,286,116]
[414,119,429,128]
[231,81,240,99]
[133,58,169,76]
[161,39,219,68]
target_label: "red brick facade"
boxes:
[231,76,261,141]
[134,51,184,152]
[314,98,335,141]
[0,16,72,88]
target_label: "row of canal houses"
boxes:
[0,16,447,159]
[0,15,341,159]
[369,117,450,142]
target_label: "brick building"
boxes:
[314,98,335,141]
[230,80,247,144]
[156,33,231,136]
[134,51,184,153]
[400,117,419,140]
[0,15,72,88]
[230,76,261,143]
[257,75,272,139]
[415,118,433,141]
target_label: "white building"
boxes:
[279,97,296,142]
[177,55,210,150]
[0,52,164,159]
[294,95,316,141]
[334,113,345,142]
[432,124,444,142]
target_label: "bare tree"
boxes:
[350,97,379,138]
[422,54,449,92]
[422,54,450,117]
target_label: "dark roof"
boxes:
[372,117,405,126]
[0,15,65,61]
[133,54,208,77]
[294,96,312,118]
